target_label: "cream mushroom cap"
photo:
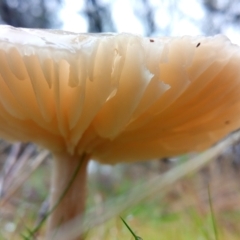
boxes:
[0,25,240,164]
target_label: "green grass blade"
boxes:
[120,217,142,240]
[208,185,219,240]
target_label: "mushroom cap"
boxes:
[0,25,240,163]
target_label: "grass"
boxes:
[1,134,240,239]
[2,171,240,240]
[85,201,240,240]
[94,179,240,240]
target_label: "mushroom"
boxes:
[0,25,240,239]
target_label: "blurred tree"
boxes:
[133,0,156,36]
[203,0,240,35]
[0,0,62,28]
[83,0,115,32]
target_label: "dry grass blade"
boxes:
[49,131,240,240]
[0,144,36,196]
[0,150,49,207]
[0,143,21,197]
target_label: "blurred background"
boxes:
[0,0,240,40]
[1,0,240,239]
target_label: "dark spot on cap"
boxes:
[150,39,154,42]
[196,42,201,48]
[225,120,230,125]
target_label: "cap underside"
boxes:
[0,25,239,163]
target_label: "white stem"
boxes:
[47,152,89,240]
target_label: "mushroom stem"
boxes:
[47,152,90,240]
